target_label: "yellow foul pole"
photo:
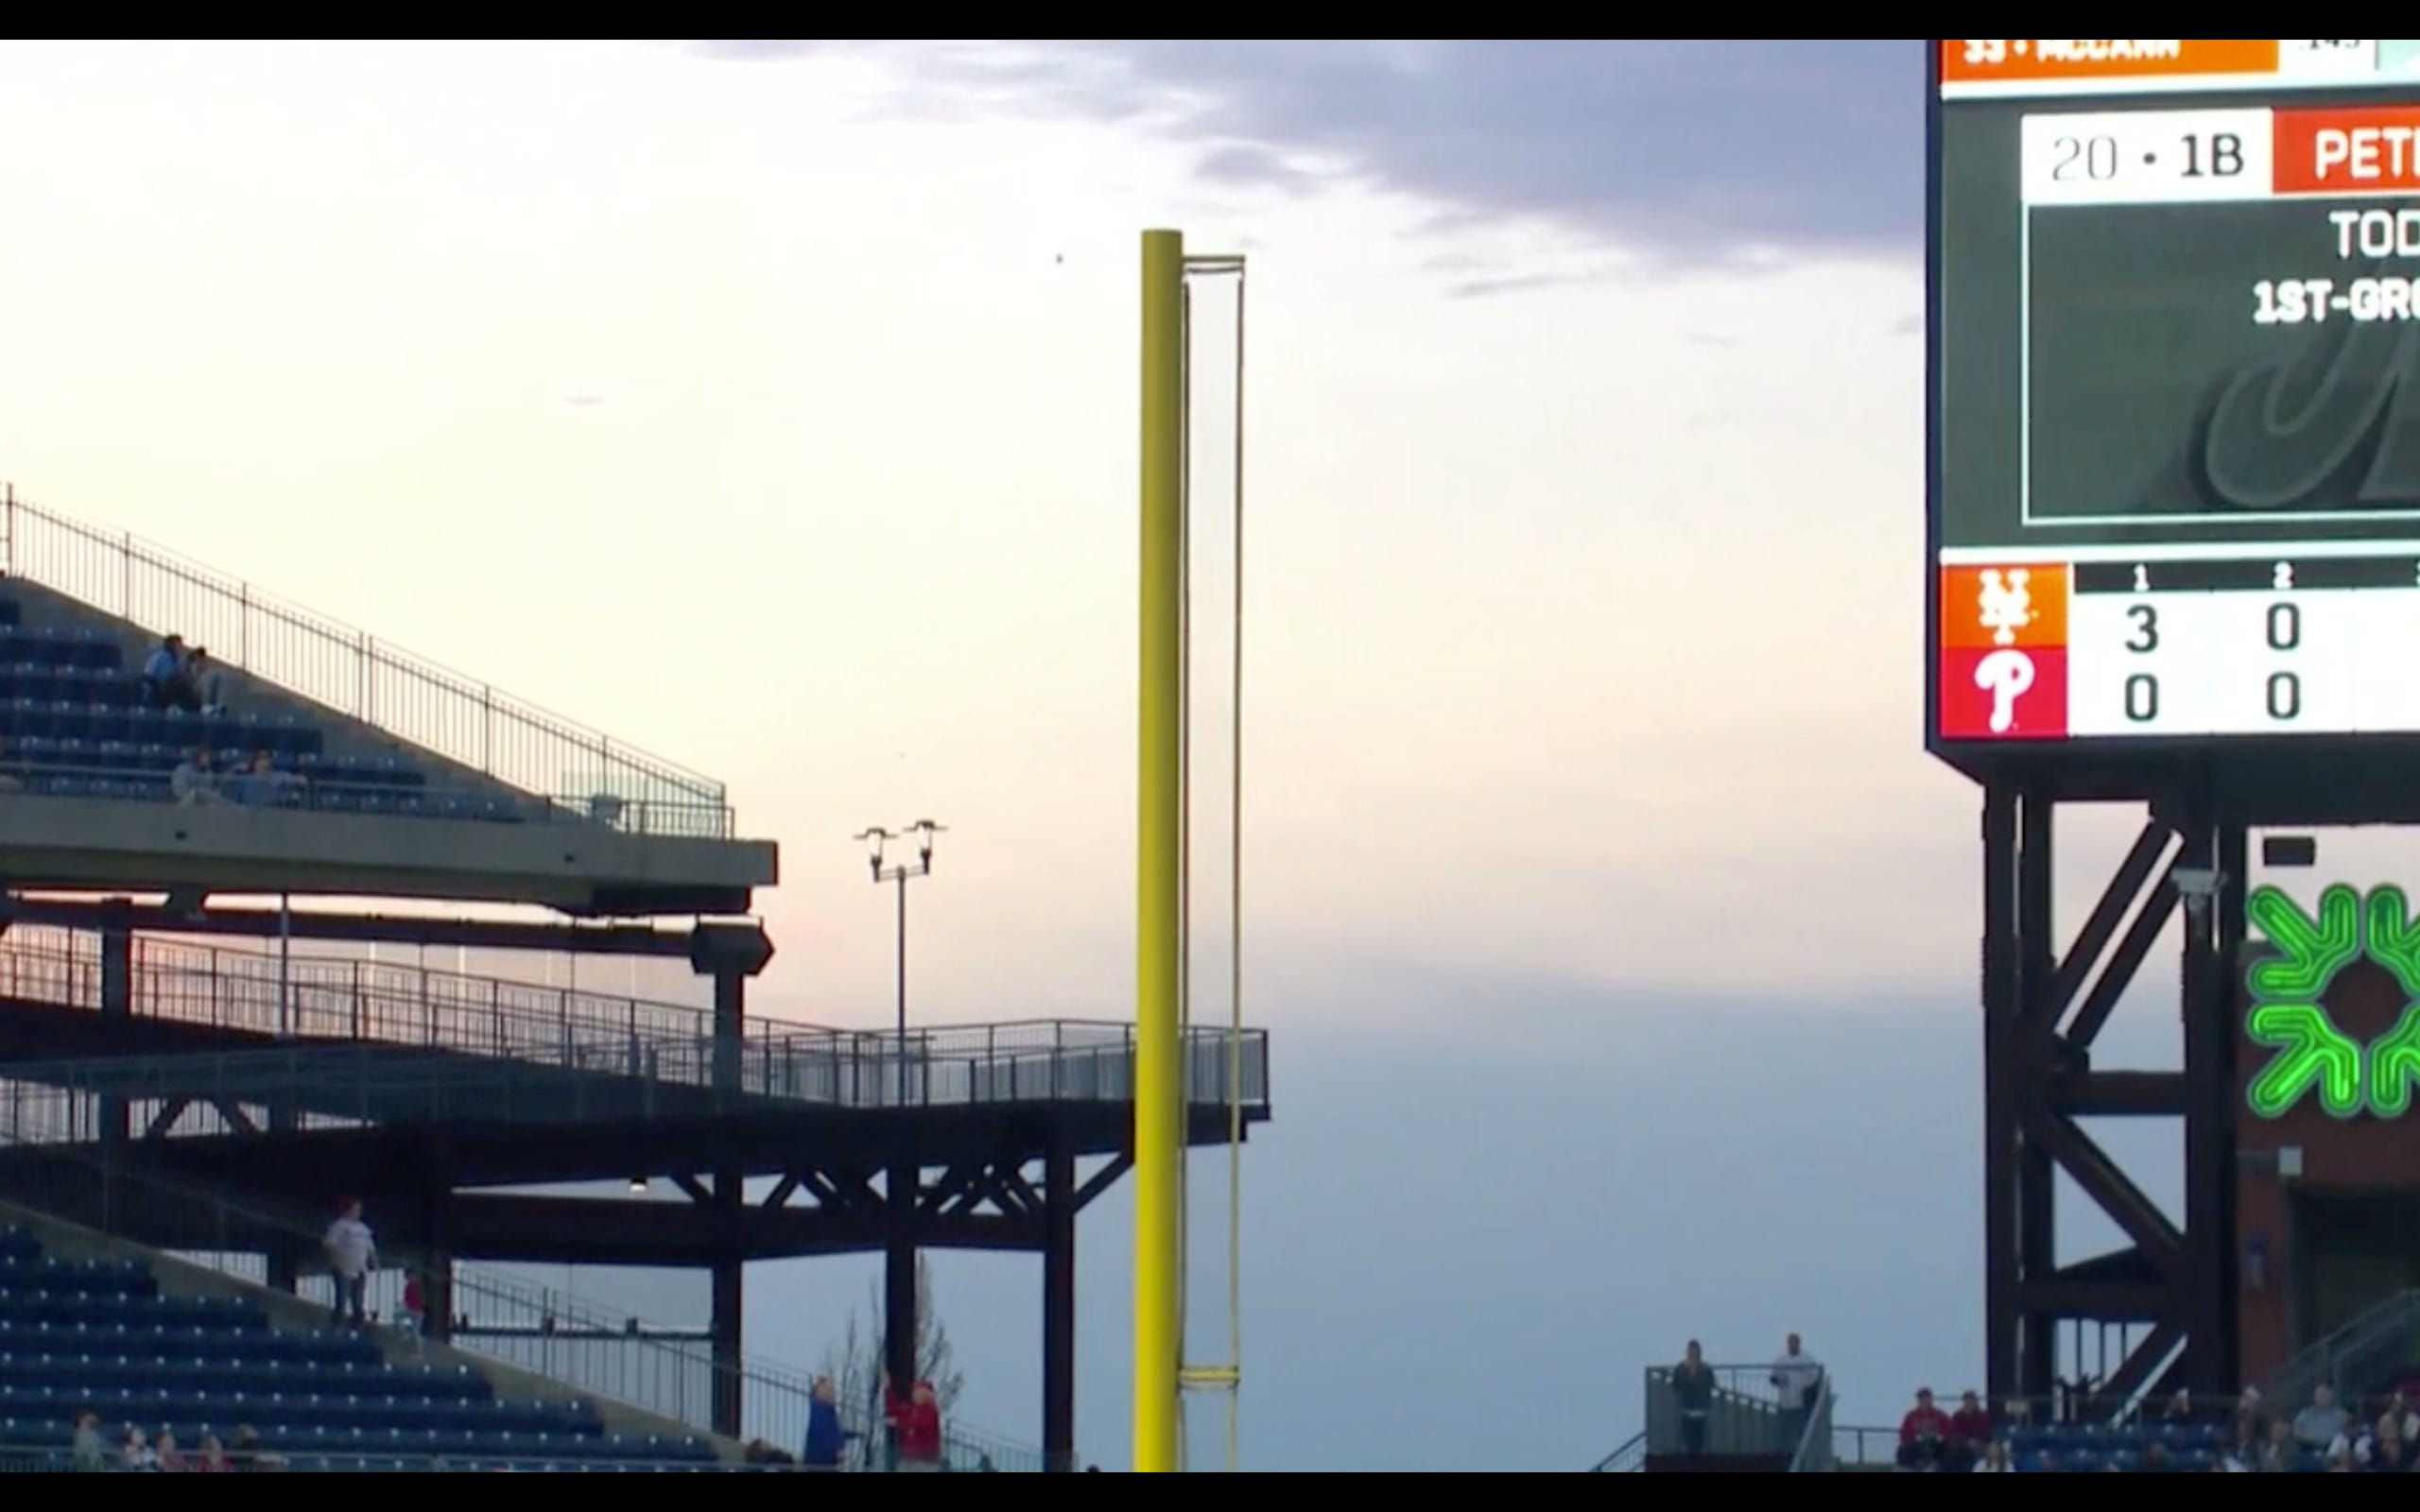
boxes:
[1134,227,1185,1474]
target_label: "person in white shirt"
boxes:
[1771,1332,1824,1447]
[324,1198,378,1326]
[170,749,217,805]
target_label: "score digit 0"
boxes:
[2267,563,2301,723]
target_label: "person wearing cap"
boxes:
[1947,1389,1993,1469]
[881,1369,943,1471]
[1898,1387,1954,1470]
[322,1196,378,1326]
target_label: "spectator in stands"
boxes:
[399,1268,426,1355]
[1769,1332,1822,1445]
[2362,1410,2412,1471]
[1948,1388,1992,1466]
[0,738,22,794]
[172,748,217,805]
[142,635,199,712]
[188,647,224,716]
[742,1438,795,1468]
[2385,1390,2420,1444]
[803,1375,855,1470]
[2257,1417,2297,1471]
[323,1196,378,1326]
[2222,1413,2262,1470]
[1974,1438,2012,1472]
[153,1430,185,1472]
[2137,1441,2173,1472]
[881,1370,943,1472]
[2295,1384,2350,1452]
[191,1433,228,1473]
[1896,1386,1953,1470]
[121,1427,156,1470]
[227,750,295,807]
[1671,1339,1716,1455]
[70,1409,106,1471]
[226,1426,274,1471]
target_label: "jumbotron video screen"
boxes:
[1931,40,2420,744]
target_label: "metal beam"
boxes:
[2057,1071,2187,1117]
[5,894,703,957]
[2023,1108,2185,1273]
[431,1193,1047,1264]
[2016,1275,2166,1321]
[2047,821,2172,1021]
[1074,1152,1134,1211]
[2062,873,2179,1051]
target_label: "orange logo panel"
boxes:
[1939,564,2069,651]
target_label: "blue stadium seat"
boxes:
[0,1231,716,1471]
[0,608,548,829]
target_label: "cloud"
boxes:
[691,40,1924,269]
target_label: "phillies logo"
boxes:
[1973,648,2036,733]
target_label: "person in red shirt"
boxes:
[882,1370,943,1471]
[1946,1389,1993,1470]
[1897,1387,1955,1470]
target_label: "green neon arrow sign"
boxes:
[2246,883,2420,1120]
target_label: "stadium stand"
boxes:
[0,582,530,823]
[0,1221,724,1471]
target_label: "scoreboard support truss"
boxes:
[1981,781,2245,1402]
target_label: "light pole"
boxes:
[856,820,943,1106]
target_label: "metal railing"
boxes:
[1787,1386,1836,1471]
[0,927,1273,1117]
[0,1143,1043,1470]
[1641,1363,1810,1459]
[0,486,734,836]
[0,758,732,839]
[0,1027,1270,1143]
[1588,1431,1645,1471]
[2258,1289,2420,1411]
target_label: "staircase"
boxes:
[1597,1365,1831,1471]
[2257,1288,2420,1408]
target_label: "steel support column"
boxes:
[691,922,773,1443]
[885,1172,918,1390]
[2016,790,2059,1398]
[1981,784,2024,1402]
[1043,1136,1078,1471]
[97,903,130,1150]
[1980,781,2244,1408]
[421,1141,457,1345]
[2175,814,2246,1391]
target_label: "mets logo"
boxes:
[2245,884,2420,1120]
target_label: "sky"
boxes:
[0,38,2410,1471]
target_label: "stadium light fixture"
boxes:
[855,822,943,1107]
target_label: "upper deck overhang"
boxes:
[0,792,778,916]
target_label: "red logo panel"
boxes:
[1939,645,2068,740]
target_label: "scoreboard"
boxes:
[1929,40,2420,747]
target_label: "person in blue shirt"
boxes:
[804,1375,856,1470]
[141,635,200,713]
